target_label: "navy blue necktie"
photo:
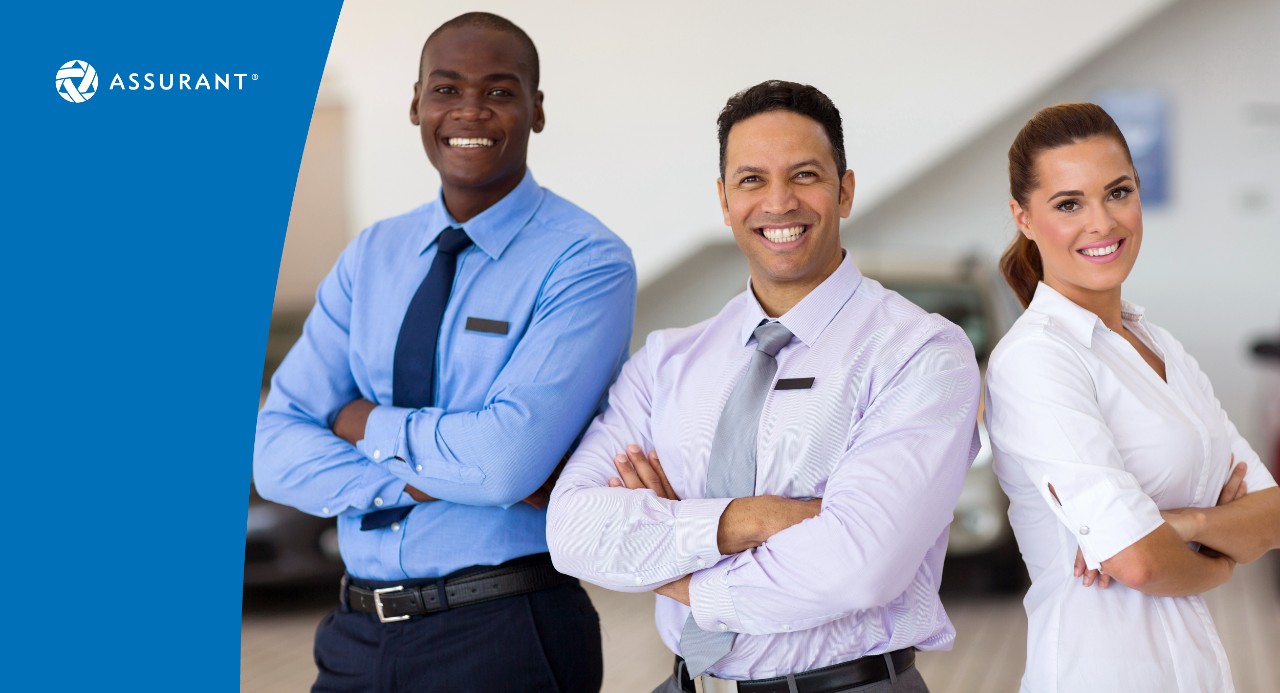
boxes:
[361,227,473,531]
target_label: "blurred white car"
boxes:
[857,251,1026,591]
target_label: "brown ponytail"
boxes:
[1001,102,1137,308]
[1000,233,1043,309]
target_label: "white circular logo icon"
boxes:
[56,60,99,103]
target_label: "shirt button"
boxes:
[1079,526,1090,535]
[390,522,401,532]
[718,623,729,632]
[416,465,423,473]
[373,449,381,461]
[374,497,384,507]
[321,507,330,515]
[696,558,706,568]
[782,624,792,632]
[634,577,643,586]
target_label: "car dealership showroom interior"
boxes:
[243,1,1280,690]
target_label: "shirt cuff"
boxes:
[1045,473,1164,570]
[362,404,414,463]
[358,462,409,512]
[689,561,741,633]
[675,497,733,569]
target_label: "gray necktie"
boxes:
[679,320,794,677]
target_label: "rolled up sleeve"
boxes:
[986,335,1163,570]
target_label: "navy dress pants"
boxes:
[312,580,602,692]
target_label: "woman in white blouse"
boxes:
[984,102,1280,692]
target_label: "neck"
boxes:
[1046,278,1125,331]
[440,168,525,223]
[751,255,841,318]
[752,285,807,318]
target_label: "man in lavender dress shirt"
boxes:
[547,81,981,692]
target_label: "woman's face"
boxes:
[1011,136,1142,305]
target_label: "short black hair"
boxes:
[717,80,846,178]
[420,12,540,89]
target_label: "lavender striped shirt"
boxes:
[547,252,982,679]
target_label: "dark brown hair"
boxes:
[717,80,846,179]
[1000,102,1137,307]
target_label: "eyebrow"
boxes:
[1046,175,1134,202]
[731,159,826,178]
[427,69,522,84]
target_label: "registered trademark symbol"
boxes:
[252,74,258,80]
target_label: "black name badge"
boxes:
[465,317,509,335]
[774,377,815,391]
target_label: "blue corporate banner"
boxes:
[7,2,342,689]
[1094,88,1172,207]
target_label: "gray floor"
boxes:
[242,556,1280,692]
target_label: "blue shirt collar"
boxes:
[421,169,544,260]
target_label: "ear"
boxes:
[410,82,422,125]
[531,90,546,133]
[716,178,731,227]
[838,169,855,218]
[1010,198,1033,240]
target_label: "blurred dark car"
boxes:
[1248,331,1280,591]
[857,251,1027,591]
[245,484,343,587]
[244,311,345,588]
[1252,333,1280,479]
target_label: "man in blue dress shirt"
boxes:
[254,12,635,692]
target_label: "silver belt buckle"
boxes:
[695,675,739,693]
[373,585,410,623]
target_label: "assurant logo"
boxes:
[54,58,258,104]
[56,60,99,103]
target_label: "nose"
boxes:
[451,93,492,122]
[761,180,799,216]
[1087,201,1118,235]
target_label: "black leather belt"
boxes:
[675,648,915,693]
[344,554,572,623]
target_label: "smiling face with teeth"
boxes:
[718,110,854,317]
[412,25,545,222]
[1011,136,1142,313]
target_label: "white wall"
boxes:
[853,0,1280,442]
[315,0,1172,284]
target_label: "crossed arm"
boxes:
[1076,458,1280,596]
[330,399,559,508]
[607,445,822,604]
[987,337,1278,599]
[546,332,981,634]
[1163,462,1280,564]
[254,237,636,515]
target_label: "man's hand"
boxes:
[405,484,438,502]
[655,574,692,606]
[609,445,679,500]
[604,443,821,553]
[717,496,822,554]
[332,398,376,445]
